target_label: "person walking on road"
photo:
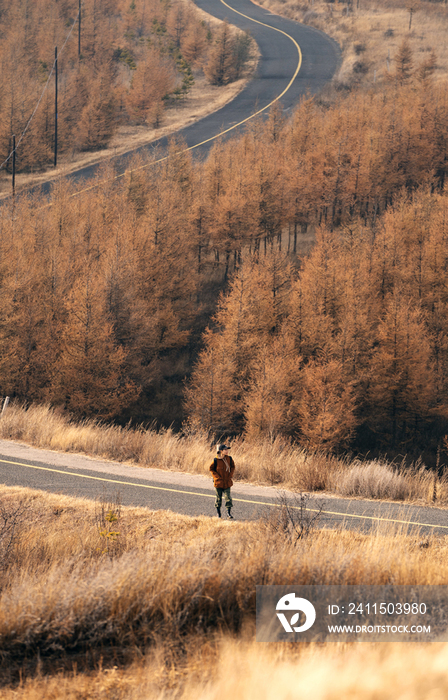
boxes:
[210,444,235,519]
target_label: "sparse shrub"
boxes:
[95,491,123,558]
[288,450,342,492]
[353,60,369,74]
[262,491,324,544]
[0,496,30,573]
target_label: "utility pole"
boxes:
[78,0,81,57]
[12,135,16,197]
[54,46,58,168]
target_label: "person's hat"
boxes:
[218,444,230,452]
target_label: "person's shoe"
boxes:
[226,509,234,519]
[216,507,222,518]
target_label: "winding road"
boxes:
[3,5,439,536]
[1,440,448,536]
[27,0,341,196]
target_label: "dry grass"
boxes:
[175,641,448,700]
[253,0,448,89]
[0,402,446,505]
[1,484,448,696]
[6,640,448,699]
[332,458,441,502]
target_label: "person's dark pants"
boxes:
[214,487,233,509]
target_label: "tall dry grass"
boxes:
[1,488,447,653]
[331,458,443,502]
[1,485,448,696]
[178,641,448,700]
[6,638,448,699]
[0,402,446,504]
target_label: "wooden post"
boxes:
[12,135,16,197]
[54,46,58,167]
[78,0,81,57]
[433,446,441,503]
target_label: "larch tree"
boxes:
[243,332,300,441]
[286,227,341,360]
[204,21,236,86]
[0,263,51,401]
[186,252,293,432]
[125,50,177,126]
[167,2,188,49]
[394,39,414,85]
[364,292,440,447]
[418,50,437,84]
[50,273,139,419]
[182,21,208,64]
[76,64,117,151]
[0,196,64,401]
[184,327,239,434]
[294,357,358,452]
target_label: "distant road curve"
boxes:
[24,0,340,198]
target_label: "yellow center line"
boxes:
[0,457,216,499]
[70,0,303,198]
[1,457,446,530]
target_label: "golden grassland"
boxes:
[0,402,446,505]
[254,0,448,88]
[1,484,448,698]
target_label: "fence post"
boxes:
[1,397,10,415]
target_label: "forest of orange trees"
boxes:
[0,0,250,172]
[1,9,448,459]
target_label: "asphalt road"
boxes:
[1,440,448,537]
[24,0,340,197]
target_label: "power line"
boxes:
[0,6,81,173]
